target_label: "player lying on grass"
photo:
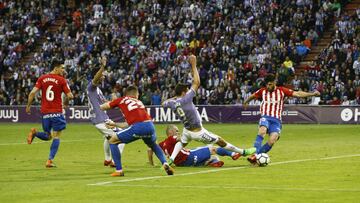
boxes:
[147,125,243,167]
[26,60,74,168]
[243,73,320,164]
[87,56,124,167]
[100,86,174,177]
[162,55,256,165]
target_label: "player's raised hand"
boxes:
[105,119,116,129]
[100,56,107,68]
[26,106,31,115]
[243,102,248,110]
[188,55,196,66]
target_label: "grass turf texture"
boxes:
[0,123,359,203]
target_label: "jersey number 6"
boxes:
[46,85,54,101]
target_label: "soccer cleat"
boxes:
[247,154,257,165]
[208,160,224,167]
[231,153,241,160]
[111,171,124,177]
[46,159,56,168]
[104,160,115,167]
[243,147,257,156]
[27,128,37,144]
[163,163,174,175]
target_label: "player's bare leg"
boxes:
[143,138,174,176]
[257,132,279,154]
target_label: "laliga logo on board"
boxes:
[340,108,360,122]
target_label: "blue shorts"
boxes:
[42,113,66,133]
[178,146,211,166]
[259,116,282,134]
[115,121,157,145]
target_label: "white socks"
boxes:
[170,142,184,161]
[223,143,244,154]
[104,138,111,160]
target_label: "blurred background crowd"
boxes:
[0,0,359,106]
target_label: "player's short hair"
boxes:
[175,83,188,96]
[51,59,64,69]
[125,86,138,96]
[264,73,276,84]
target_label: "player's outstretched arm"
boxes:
[66,91,74,100]
[243,94,256,109]
[92,56,107,85]
[147,148,155,166]
[63,92,74,108]
[100,101,111,110]
[189,55,200,92]
[292,90,320,98]
[161,97,176,107]
[26,87,40,114]
[105,120,129,129]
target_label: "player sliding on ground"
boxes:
[26,60,74,167]
[148,125,243,167]
[163,55,256,166]
[100,86,174,177]
[244,73,320,164]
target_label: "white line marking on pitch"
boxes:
[0,138,102,146]
[97,184,360,192]
[88,154,360,186]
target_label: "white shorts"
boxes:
[94,123,117,139]
[181,127,219,144]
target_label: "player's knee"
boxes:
[51,132,61,139]
[258,127,267,136]
[145,141,155,148]
[210,147,217,155]
[216,138,226,147]
[268,135,279,145]
[109,136,120,144]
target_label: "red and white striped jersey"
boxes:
[254,86,294,120]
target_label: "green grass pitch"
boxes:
[0,123,359,203]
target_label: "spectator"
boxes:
[151,89,161,105]
[1,0,355,106]
[283,57,295,75]
[353,56,360,76]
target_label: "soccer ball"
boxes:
[256,153,270,166]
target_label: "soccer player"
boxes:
[87,56,125,167]
[163,55,256,165]
[26,60,74,167]
[243,73,320,164]
[148,125,243,167]
[100,86,174,177]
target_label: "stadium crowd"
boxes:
[0,0,359,106]
[297,7,360,105]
